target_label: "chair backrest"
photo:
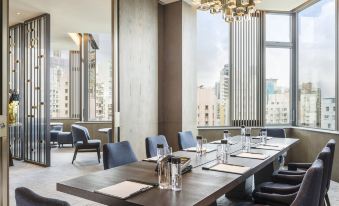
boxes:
[145,135,169,158]
[15,187,70,206]
[71,124,90,144]
[326,139,336,190]
[107,128,113,143]
[103,141,138,170]
[178,131,196,150]
[51,125,63,132]
[291,159,323,206]
[261,128,286,138]
[316,147,331,206]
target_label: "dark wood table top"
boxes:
[57,137,299,206]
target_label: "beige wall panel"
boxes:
[119,0,158,158]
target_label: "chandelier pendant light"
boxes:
[193,0,262,23]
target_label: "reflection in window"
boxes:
[297,0,335,130]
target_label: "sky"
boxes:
[197,0,335,98]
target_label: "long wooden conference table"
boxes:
[57,136,299,206]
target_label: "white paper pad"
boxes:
[235,152,268,160]
[95,181,153,199]
[143,156,158,162]
[254,144,284,151]
[210,164,251,174]
[210,140,235,145]
[183,147,215,153]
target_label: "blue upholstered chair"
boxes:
[71,124,101,164]
[252,146,331,206]
[107,128,113,143]
[103,141,137,170]
[15,187,70,206]
[178,131,196,150]
[50,125,63,144]
[236,159,324,206]
[145,135,169,158]
[260,128,286,138]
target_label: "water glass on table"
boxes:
[260,129,267,145]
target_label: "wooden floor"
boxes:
[9,146,339,206]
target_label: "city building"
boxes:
[197,86,217,126]
[321,98,336,130]
[298,82,321,128]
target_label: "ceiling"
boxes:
[162,0,310,11]
[10,0,309,50]
[10,0,111,50]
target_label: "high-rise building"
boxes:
[197,86,217,126]
[298,82,321,127]
[50,50,69,118]
[217,64,231,125]
[266,91,289,124]
[321,98,335,130]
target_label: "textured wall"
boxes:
[158,2,182,151]
[182,2,197,136]
[158,1,197,151]
[119,0,158,158]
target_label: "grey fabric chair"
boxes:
[236,159,324,206]
[260,128,286,138]
[253,146,331,206]
[15,187,70,206]
[324,139,336,206]
[145,135,169,158]
[50,125,63,144]
[71,124,101,164]
[57,132,73,148]
[178,131,196,150]
[107,128,113,143]
[103,141,137,170]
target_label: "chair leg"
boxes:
[72,148,78,164]
[97,147,101,163]
[325,193,331,206]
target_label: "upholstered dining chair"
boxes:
[260,128,286,138]
[235,159,324,206]
[252,146,331,206]
[71,124,101,164]
[178,131,196,150]
[103,141,138,170]
[15,187,70,206]
[145,135,169,158]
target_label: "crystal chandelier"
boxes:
[193,0,262,23]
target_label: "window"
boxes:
[265,13,292,125]
[50,50,70,118]
[266,14,291,42]
[297,0,336,130]
[196,11,230,127]
[86,33,113,121]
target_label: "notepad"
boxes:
[209,164,251,174]
[233,152,268,160]
[183,147,215,153]
[142,156,159,163]
[253,144,284,151]
[95,181,154,200]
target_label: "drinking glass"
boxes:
[202,138,208,154]
[261,129,267,145]
[216,144,222,163]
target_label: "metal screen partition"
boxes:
[69,50,81,119]
[23,14,50,166]
[9,24,24,159]
[230,11,265,127]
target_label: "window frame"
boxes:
[295,0,338,131]
[264,12,294,127]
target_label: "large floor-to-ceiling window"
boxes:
[297,0,336,130]
[196,11,230,127]
[265,13,292,125]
